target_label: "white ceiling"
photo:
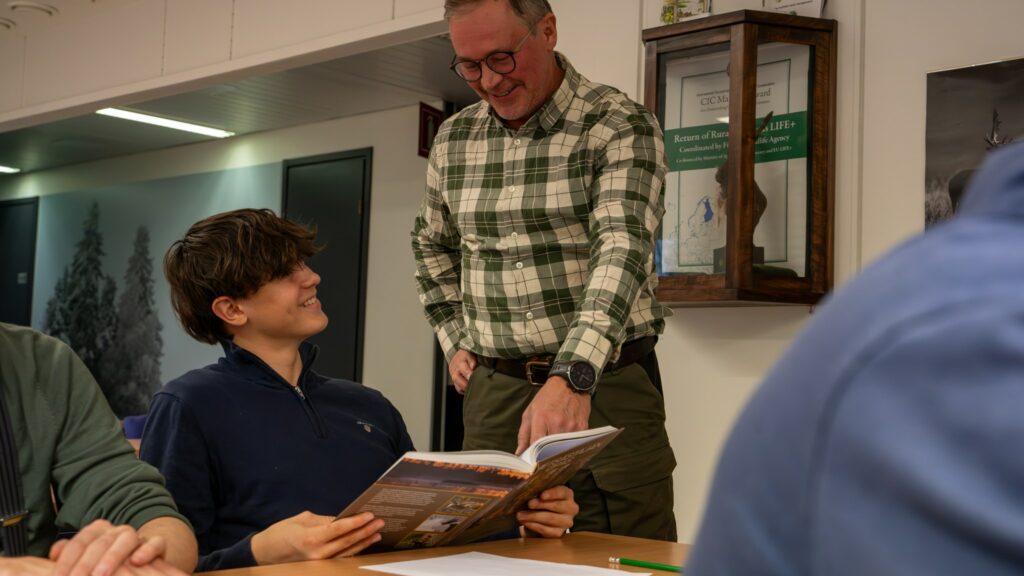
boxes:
[0,0,479,173]
[0,0,136,34]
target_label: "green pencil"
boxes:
[609,556,683,573]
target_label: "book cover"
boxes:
[337,426,622,550]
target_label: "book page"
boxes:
[520,425,620,465]
[362,552,645,576]
[400,449,533,473]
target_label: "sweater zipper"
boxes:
[291,384,328,439]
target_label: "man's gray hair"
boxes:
[444,0,553,26]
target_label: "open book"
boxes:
[336,426,621,551]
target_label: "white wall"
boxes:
[550,0,642,99]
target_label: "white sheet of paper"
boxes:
[360,551,651,576]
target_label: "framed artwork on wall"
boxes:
[925,57,1024,228]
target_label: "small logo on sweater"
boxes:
[357,420,375,433]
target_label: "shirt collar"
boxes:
[486,52,580,134]
[218,337,320,388]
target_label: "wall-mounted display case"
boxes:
[643,10,837,305]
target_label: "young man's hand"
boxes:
[0,556,57,575]
[250,511,384,565]
[48,519,187,576]
[517,485,578,538]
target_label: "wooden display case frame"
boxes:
[643,10,837,305]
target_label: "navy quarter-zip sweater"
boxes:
[140,340,414,571]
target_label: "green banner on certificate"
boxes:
[664,111,808,172]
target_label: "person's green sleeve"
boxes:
[40,340,188,532]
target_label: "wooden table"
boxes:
[204,532,687,575]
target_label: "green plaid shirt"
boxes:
[412,55,670,377]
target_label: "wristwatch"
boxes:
[549,360,597,395]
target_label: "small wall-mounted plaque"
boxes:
[418,102,445,158]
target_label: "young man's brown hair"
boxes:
[164,208,321,344]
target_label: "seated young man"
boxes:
[141,209,577,572]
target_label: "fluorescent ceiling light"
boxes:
[0,165,21,174]
[96,108,235,138]
[716,116,730,123]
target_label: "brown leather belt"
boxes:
[477,336,657,385]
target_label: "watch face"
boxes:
[569,362,596,391]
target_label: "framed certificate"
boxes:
[660,43,809,275]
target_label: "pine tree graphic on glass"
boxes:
[44,203,114,379]
[99,227,163,417]
[44,204,163,417]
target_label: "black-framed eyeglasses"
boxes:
[449,24,535,82]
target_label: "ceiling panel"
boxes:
[0,35,478,174]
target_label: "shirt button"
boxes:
[526,311,534,320]
[514,138,521,146]
[508,185,516,192]
[510,232,518,239]
[515,262,524,269]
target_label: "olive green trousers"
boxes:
[462,356,677,541]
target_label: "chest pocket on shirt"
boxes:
[546,140,595,214]
[520,161,593,243]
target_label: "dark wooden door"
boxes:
[283,149,372,383]
[0,198,38,326]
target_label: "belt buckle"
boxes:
[525,357,553,386]
[0,509,28,528]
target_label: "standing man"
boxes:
[412,0,676,540]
